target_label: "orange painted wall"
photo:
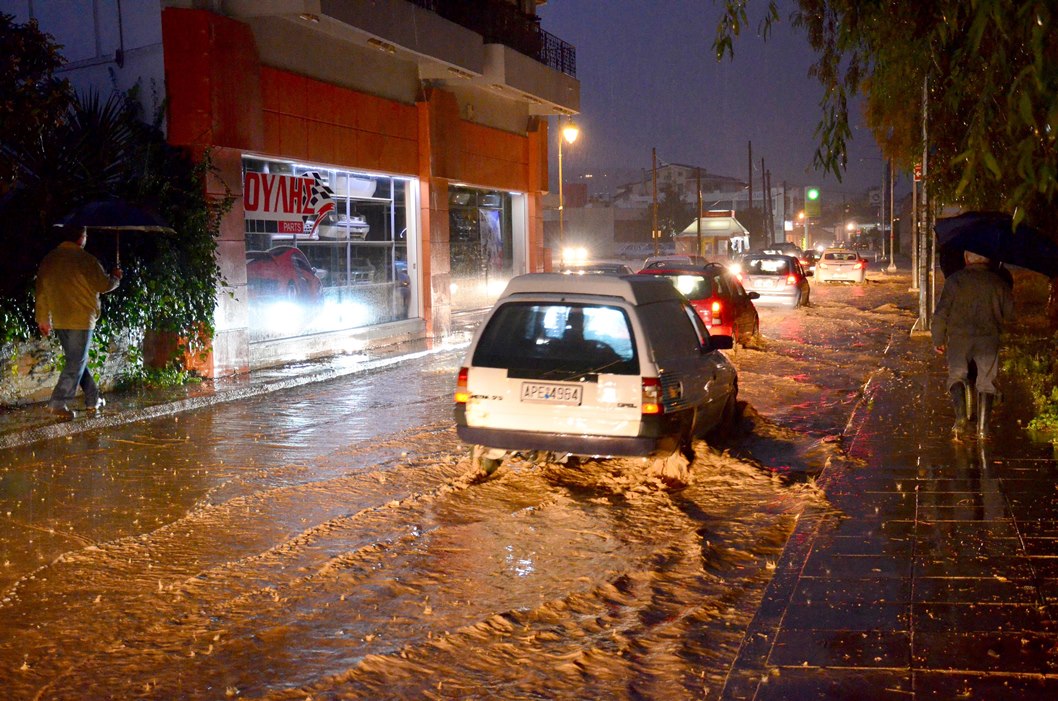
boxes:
[162,8,546,347]
[163,8,263,151]
[259,68,419,175]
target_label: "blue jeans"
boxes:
[50,329,100,409]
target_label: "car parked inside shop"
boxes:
[736,253,811,308]
[315,212,370,240]
[815,248,868,284]
[636,264,760,346]
[246,246,323,302]
[454,273,739,475]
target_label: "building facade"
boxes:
[5,0,579,376]
[612,163,747,201]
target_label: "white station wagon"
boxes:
[454,273,739,475]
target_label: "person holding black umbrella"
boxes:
[34,227,123,419]
[932,250,1014,440]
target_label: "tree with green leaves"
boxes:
[0,12,71,193]
[657,182,695,239]
[0,13,231,390]
[714,1,1058,226]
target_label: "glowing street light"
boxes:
[558,119,580,249]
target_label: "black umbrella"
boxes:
[934,211,1058,277]
[59,199,174,266]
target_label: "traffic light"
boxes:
[804,186,821,217]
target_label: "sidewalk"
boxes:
[721,324,1058,698]
[0,316,480,451]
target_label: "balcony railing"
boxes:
[407,0,576,77]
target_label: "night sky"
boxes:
[537,0,889,201]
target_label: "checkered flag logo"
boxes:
[302,171,335,235]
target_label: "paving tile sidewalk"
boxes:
[722,326,1058,700]
[0,318,480,450]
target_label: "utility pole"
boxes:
[782,181,788,243]
[880,158,886,260]
[747,141,753,218]
[696,166,702,258]
[652,147,659,257]
[887,159,897,272]
[765,169,773,245]
[760,157,767,244]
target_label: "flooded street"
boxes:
[0,272,917,700]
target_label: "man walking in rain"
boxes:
[35,227,123,420]
[932,250,1014,439]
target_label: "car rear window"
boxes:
[473,302,639,375]
[745,257,790,275]
[653,273,715,300]
[824,252,858,261]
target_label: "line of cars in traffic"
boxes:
[730,245,869,307]
[450,241,871,477]
[453,244,870,477]
[451,252,767,477]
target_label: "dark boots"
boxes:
[977,392,994,439]
[949,381,969,439]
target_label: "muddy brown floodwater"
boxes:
[0,271,918,699]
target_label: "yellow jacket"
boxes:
[35,242,120,330]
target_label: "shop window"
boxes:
[242,157,415,343]
[449,187,513,312]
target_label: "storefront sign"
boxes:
[243,171,335,235]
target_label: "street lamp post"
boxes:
[886,159,897,272]
[557,119,579,259]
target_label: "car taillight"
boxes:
[641,377,662,415]
[454,367,470,403]
[786,274,798,285]
[710,300,722,325]
[854,261,864,270]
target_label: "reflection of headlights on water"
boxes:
[561,246,588,265]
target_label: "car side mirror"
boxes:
[707,333,734,351]
[747,291,760,300]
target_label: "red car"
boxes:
[637,263,760,345]
[246,246,323,302]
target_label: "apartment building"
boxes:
[6,0,579,374]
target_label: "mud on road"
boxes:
[0,272,917,700]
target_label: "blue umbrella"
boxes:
[934,211,1058,278]
[58,199,174,265]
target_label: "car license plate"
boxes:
[521,382,583,405]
